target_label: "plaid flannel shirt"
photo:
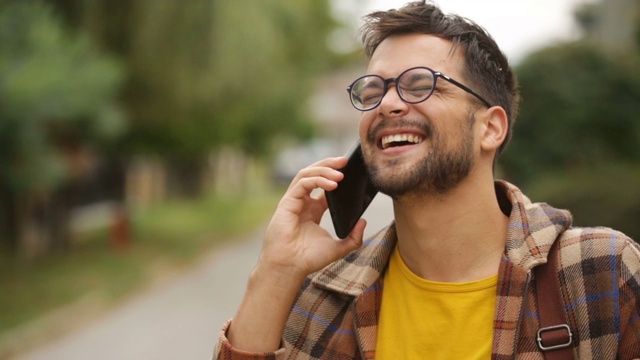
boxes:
[214,180,640,359]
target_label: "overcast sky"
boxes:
[332,0,593,64]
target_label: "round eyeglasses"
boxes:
[346,66,492,111]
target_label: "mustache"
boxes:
[367,119,433,145]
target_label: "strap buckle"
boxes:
[537,324,573,351]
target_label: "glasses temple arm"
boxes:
[440,74,492,108]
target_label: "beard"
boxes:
[364,112,476,199]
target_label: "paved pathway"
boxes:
[14,194,393,360]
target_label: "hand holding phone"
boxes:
[325,142,378,239]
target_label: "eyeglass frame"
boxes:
[346,66,492,111]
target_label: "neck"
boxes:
[392,174,508,282]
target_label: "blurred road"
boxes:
[14,194,393,360]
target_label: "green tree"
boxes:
[211,0,336,157]
[55,0,339,196]
[502,42,640,182]
[500,42,640,239]
[0,1,124,253]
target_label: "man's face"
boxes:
[358,33,480,199]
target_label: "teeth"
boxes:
[381,133,424,149]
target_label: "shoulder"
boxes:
[557,226,640,283]
[555,228,640,355]
[558,226,639,259]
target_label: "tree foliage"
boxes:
[0,1,124,252]
[501,42,640,182]
[0,1,124,194]
[209,0,337,157]
[524,164,640,239]
[68,0,337,160]
[0,0,343,253]
[500,40,640,239]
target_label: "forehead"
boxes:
[367,33,464,78]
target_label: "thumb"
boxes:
[341,219,367,253]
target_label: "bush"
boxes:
[523,164,640,241]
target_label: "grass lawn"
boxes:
[0,187,280,355]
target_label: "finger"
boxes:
[314,190,329,207]
[302,167,344,184]
[278,176,338,217]
[302,191,329,224]
[307,156,348,169]
[338,219,367,254]
[293,162,345,182]
[287,166,344,193]
[290,176,339,199]
[290,157,347,180]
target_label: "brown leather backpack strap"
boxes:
[535,238,575,359]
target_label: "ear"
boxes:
[478,106,508,153]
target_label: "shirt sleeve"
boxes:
[212,319,287,360]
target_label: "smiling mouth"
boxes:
[380,133,425,149]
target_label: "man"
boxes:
[213,1,640,358]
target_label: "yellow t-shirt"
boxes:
[375,246,497,359]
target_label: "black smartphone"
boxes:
[325,142,378,239]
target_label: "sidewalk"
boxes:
[13,194,392,360]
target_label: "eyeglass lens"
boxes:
[350,68,436,111]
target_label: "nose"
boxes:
[378,83,409,116]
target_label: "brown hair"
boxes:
[360,0,520,155]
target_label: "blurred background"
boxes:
[0,0,639,358]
